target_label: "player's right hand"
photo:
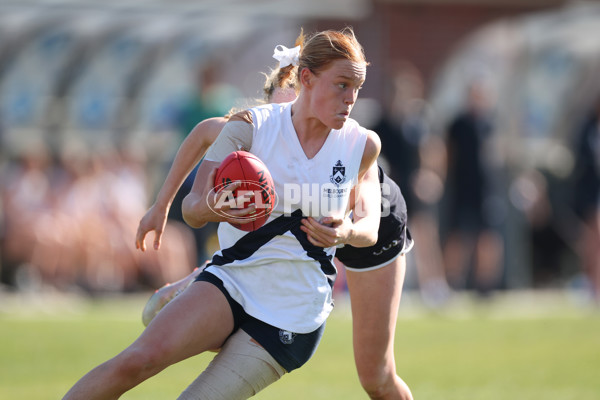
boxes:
[135,205,169,251]
[183,167,257,227]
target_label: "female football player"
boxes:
[63,27,387,400]
[138,38,413,400]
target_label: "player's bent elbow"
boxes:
[181,195,206,229]
[364,231,378,247]
[349,230,378,248]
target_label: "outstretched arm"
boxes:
[136,117,226,251]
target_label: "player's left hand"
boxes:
[300,216,353,248]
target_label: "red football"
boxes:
[213,151,276,231]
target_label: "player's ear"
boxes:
[299,67,314,88]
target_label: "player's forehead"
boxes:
[322,59,366,84]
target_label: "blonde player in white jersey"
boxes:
[63,28,383,400]
[137,37,413,400]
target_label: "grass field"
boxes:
[1,289,599,400]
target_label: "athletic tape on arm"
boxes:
[204,121,253,162]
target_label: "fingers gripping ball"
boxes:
[213,151,276,231]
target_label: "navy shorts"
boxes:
[336,167,413,270]
[195,270,325,372]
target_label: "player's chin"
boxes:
[330,116,347,129]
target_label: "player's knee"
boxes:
[357,364,413,400]
[358,373,387,399]
[356,362,395,399]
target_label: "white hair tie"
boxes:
[272,45,300,68]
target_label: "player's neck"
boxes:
[291,101,330,140]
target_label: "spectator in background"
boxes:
[570,98,600,303]
[442,80,505,295]
[94,146,195,291]
[510,169,568,287]
[372,61,451,307]
[169,56,242,263]
[176,57,242,140]
[0,142,55,288]
[372,62,422,198]
[0,140,195,293]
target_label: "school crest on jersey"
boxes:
[330,160,346,186]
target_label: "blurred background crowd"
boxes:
[0,0,598,306]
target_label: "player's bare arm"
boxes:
[344,130,381,245]
[136,117,227,251]
[181,115,256,229]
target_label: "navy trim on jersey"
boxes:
[289,221,336,287]
[208,209,336,286]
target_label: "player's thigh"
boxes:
[133,280,235,364]
[345,256,407,344]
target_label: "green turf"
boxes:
[1,292,599,399]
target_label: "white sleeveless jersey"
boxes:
[206,101,368,333]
